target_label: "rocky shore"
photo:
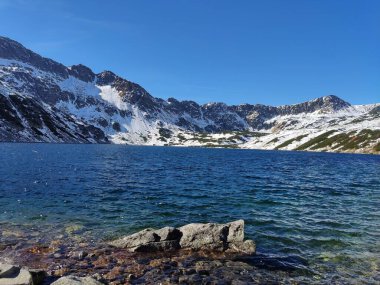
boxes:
[0,220,308,284]
[108,220,255,255]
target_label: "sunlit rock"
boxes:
[108,220,255,254]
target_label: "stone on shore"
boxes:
[108,227,182,252]
[179,220,246,251]
[0,263,45,285]
[0,264,18,278]
[108,220,255,254]
[51,276,103,285]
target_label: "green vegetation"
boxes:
[275,134,308,149]
[158,128,173,138]
[203,143,239,149]
[267,137,279,144]
[295,129,380,152]
[296,130,336,150]
[112,122,121,132]
[139,134,148,142]
[339,129,380,150]
[321,129,380,151]
[167,129,380,153]
[177,133,186,141]
[349,116,369,125]
[222,130,269,137]
[182,131,268,147]
[374,142,380,152]
[158,128,173,142]
[188,136,216,143]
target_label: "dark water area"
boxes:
[0,144,379,283]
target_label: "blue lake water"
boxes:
[0,144,379,283]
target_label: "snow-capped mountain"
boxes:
[0,36,379,153]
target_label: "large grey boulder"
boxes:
[51,276,103,285]
[0,264,45,285]
[108,227,182,252]
[179,222,228,251]
[179,220,244,250]
[108,220,255,254]
[179,220,247,251]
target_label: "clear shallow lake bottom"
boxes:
[0,144,379,283]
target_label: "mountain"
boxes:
[0,36,379,153]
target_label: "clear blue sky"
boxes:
[1,0,379,105]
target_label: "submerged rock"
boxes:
[108,220,255,254]
[51,276,103,285]
[226,240,256,254]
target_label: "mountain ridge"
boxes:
[0,36,379,153]
[0,36,353,110]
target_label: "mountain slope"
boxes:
[0,93,108,143]
[0,36,379,153]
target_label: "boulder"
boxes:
[109,220,255,255]
[179,219,246,250]
[0,264,45,285]
[51,276,103,285]
[0,264,18,278]
[179,222,228,251]
[108,227,182,252]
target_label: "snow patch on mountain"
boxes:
[59,76,100,97]
[98,85,128,110]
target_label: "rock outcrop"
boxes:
[0,93,108,143]
[108,220,256,255]
[108,227,182,252]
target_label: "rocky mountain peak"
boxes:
[321,95,351,108]
[68,64,95,82]
[0,36,68,78]
[96,70,118,85]
[203,102,228,111]
[310,95,351,112]
[96,70,157,111]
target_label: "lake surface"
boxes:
[0,144,379,283]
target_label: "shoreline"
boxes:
[1,221,377,284]
[0,236,313,285]
[0,141,378,156]
[0,220,316,284]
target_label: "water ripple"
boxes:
[0,144,379,283]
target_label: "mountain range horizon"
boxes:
[0,36,379,154]
[2,36,372,108]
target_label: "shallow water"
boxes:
[0,143,379,283]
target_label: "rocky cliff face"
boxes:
[0,36,378,153]
[0,93,107,143]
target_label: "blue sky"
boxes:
[0,0,379,105]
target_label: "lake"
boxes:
[0,144,379,283]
